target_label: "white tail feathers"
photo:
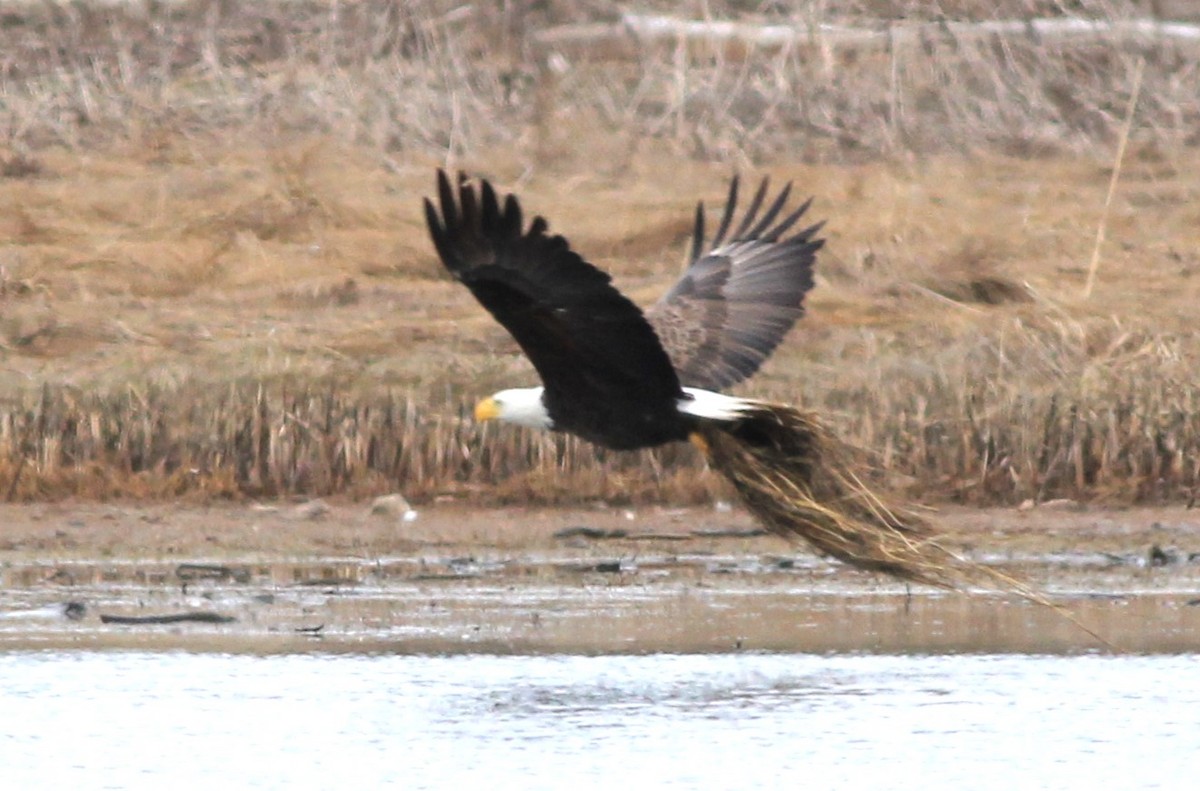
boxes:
[678,388,761,421]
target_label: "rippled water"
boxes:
[3,650,1197,790]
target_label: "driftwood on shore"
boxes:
[532,13,1200,64]
[99,612,236,626]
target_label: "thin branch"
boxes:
[1083,57,1145,300]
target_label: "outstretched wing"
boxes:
[645,176,824,391]
[424,170,683,408]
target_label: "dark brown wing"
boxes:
[645,176,824,391]
[424,170,684,440]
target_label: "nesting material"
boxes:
[694,400,1113,647]
[696,402,1004,589]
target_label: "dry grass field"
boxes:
[0,0,1198,506]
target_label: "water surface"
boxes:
[2,650,1196,790]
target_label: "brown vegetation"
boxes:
[695,403,949,584]
[0,1,1198,506]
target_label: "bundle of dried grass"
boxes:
[693,402,961,588]
[693,401,1114,646]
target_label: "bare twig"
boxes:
[1083,57,1146,299]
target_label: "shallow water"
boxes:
[3,550,1199,653]
[2,650,1197,790]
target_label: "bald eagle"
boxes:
[420,174,1124,624]
[423,171,980,589]
[424,170,823,450]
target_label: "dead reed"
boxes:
[787,322,1200,507]
[0,372,1196,505]
[0,383,714,503]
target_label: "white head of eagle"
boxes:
[474,387,553,430]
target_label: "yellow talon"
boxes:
[689,431,710,455]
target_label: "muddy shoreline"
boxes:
[2,502,1199,654]
[3,500,1199,559]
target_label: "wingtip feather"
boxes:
[690,201,705,266]
[732,177,769,239]
[711,175,739,249]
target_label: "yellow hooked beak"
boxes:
[474,397,500,422]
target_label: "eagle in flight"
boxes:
[423,170,823,450]
[423,171,982,592]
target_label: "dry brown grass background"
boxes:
[1,0,1198,505]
